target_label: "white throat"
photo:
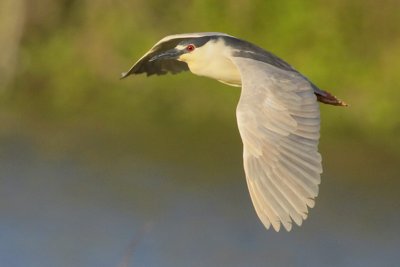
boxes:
[178,39,242,87]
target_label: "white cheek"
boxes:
[178,53,190,62]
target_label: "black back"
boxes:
[221,36,296,72]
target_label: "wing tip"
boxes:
[120,72,129,79]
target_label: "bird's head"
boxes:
[149,37,212,64]
[148,36,241,85]
[121,33,241,86]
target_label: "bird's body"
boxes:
[122,32,346,231]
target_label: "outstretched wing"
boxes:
[121,38,189,78]
[231,57,322,231]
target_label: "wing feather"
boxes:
[231,57,322,231]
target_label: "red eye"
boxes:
[186,44,195,52]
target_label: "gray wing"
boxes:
[231,57,322,231]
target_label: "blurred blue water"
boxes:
[1,137,399,267]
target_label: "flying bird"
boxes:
[121,32,346,231]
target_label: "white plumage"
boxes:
[232,57,321,231]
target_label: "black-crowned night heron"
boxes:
[121,32,346,232]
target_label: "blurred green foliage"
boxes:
[1,0,400,163]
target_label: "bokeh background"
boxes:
[1,1,400,266]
